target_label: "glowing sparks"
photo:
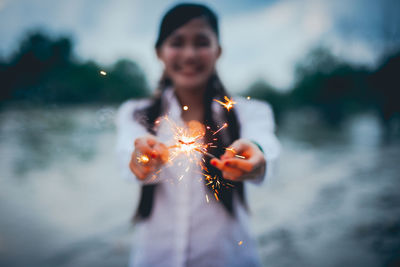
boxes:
[194,148,216,159]
[238,241,243,246]
[183,105,189,111]
[213,96,236,111]
[152,116,235,200]
[247,96,251,100]
[176,134,203,153]
[165,118,209,166]
[225,147,236,154]
[213,123,228,135]
[225,147,246,159]
[99,70,107,76]
[137,154,149,164]
[203,174,234,201]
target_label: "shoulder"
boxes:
[117,98,151,114]
[234,96,274,117]
[234,96,276,131]
[116,98,151,125]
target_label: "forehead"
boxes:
[169,17,216,38]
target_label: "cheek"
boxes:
[160,49,179,67]
[199,50,219,67]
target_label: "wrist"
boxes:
[251,140,264,153]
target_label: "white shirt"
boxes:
[116,88,280,267]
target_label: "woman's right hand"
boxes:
[129,135,169,181]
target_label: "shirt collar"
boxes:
[162,86,225,122]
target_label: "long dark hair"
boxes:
[132,3,245,220]
[133,72,245,220]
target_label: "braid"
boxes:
[133,73,170,221]
[134,72,171,134]
[202,73,244,215]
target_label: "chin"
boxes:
[174,77,208,91]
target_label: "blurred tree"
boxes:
[0,31,150,104]
[369,50,400,131]
[105,59,150,101]
[243,79,289,123]
[291,47,370,125]
[242,46,399,134]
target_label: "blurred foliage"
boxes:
[1,31,399,134]
[0,31,150,105]
[244,46,400,133]
[243,80,289,123]
[291,47,371,125]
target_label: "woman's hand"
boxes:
[210,139,266,181]
[129,135,169,181]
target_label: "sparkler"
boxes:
[137,154,150,164]
[213,123,228,135]
[225,147,247,159]
[164,119,231,161]
[163,118,219,173]
[225,147,236,154]
[167,120,206,154]
[194,148,216,159]
[213,96,236,111]
[203,173,234,201]
[135,98,244,200]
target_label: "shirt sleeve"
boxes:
[236,98,281,184]
[115,99,164,184]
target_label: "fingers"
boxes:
[135,137,155,157]
[223,140,253,160]
[153,142,169,162]
[211,158,252,173]
[224,158,253,172]
[210,158,224,170]
[130,136,168,180]
[222,141,242,159]
[211,139,266,181]
[210,158,244,181]
[146,136,157,147]
[135,136,168,161]
[130,154,151,180]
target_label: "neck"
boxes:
[174,86,206,123]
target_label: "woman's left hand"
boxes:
[210,139,266,181]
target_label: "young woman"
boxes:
[116,3,280,267]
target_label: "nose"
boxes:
[182,45,197,59]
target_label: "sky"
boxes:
[0,0,399,92]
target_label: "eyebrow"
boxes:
[169,32,211,41]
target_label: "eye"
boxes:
[167,36,184,47]
[170,40,183,47]
[195,36,211,47]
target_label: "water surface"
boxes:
[0,106,399,267]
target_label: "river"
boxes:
[0,105,399,267]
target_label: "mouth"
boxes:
[174,64,203,75]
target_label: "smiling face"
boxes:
[157,17,222,92]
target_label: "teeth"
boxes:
[181,68,198,74]
[182,66,197,71]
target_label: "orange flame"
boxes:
[213,96,236,111]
